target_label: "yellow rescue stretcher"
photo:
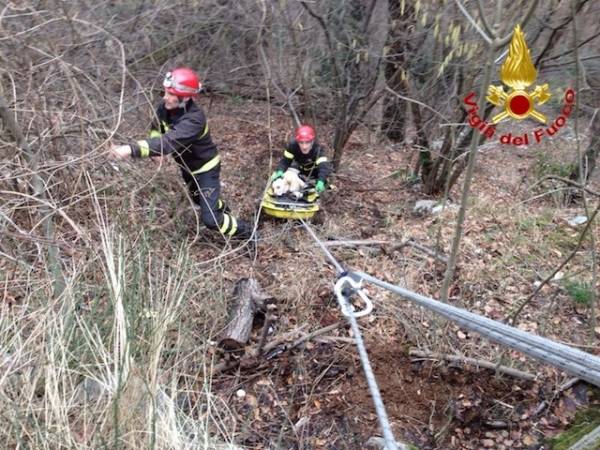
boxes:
[260,183,320,219]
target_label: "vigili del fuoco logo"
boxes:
[464,25,575,146]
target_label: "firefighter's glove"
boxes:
[315,180,325,194]
[111,144,132,159]
[271,170,284,181]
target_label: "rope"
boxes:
[300,219,344,274]
[335,277,400,450]
[301,220,400,450]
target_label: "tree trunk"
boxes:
[219,278,273,351]
[381,1,413,142]
[381,85,407,142]
[422,103,493,195]
[409,83,433,179]
[332,108,349,171]
[569,108,599,183]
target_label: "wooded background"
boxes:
[1,1,599,449]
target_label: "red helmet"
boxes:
[295,125,316,142]
[163,67,202,96]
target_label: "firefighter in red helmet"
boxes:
[111,67,253,240]
[271,125,331,194]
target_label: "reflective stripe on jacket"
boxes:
[276,139,331,182]
[131,99,218,173]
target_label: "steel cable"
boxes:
[302,220,401,450]
[355,271,600,386]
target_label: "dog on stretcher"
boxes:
[271,168,306,198]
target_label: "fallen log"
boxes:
[211,322,344,375]
[409,349,536,381]
[219,278,273,351]
[392,239,448,264]
[532,377,580,418]
[322,239,392,247]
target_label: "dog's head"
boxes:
[271,178,287,196]
[283,169,306,192]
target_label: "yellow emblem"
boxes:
[486,25,551,124]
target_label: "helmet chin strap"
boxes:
[177,96,192,108]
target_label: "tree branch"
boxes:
[539,175,600,197]
[454,0,492,44]
[300,2,342,88]
[495,0,540,48]
[508,200,600,323]
[475,0,496,42]
[409,349,536,381]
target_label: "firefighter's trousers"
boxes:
[181,165,252,238]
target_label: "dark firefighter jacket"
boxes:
[276,140,331,182]
[130,99,219,174]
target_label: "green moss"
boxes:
[381,167,421,185]
[533,151,576,180]
[564,279,595,306]
[549,406,600,449]
[516,210,553,233]
[546,228,578,253]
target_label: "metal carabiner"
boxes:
[334,275,374,318]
